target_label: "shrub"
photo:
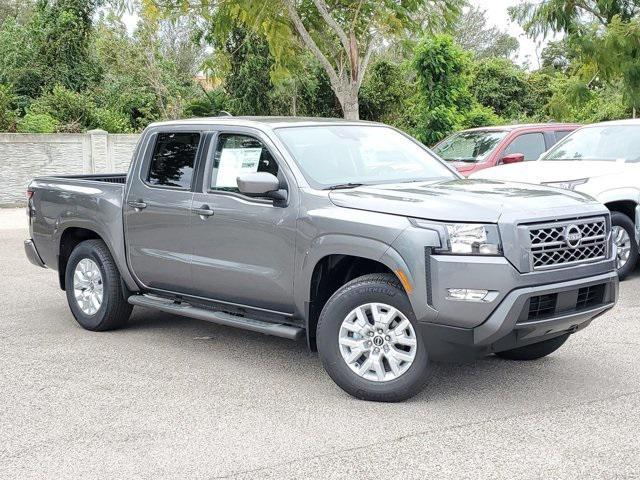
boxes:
[0,84,18,131]
[17,112,59,133]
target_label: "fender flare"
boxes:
[54,218,139,292]
[294,233,415,333]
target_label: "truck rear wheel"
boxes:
[610,212,638,280]
[65,239,132,331]
[316,273,429,402]
[494,333,569,361]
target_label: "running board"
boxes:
[128,295,304,340]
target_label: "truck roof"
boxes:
[149,116,379,129]
[459,122,580,133]
[582,118,640,127]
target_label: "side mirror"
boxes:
[236,172,288,205]
[237,172,279,195]
[502,153,525,164]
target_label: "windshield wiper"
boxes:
[326,182,365,190]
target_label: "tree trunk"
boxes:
[337,83,360,120]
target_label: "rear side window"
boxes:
[504,133,546,161]
[554,130,572,142]
[147,132,200,189]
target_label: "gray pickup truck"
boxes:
[25,117,618,402]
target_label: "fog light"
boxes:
[446,288,496,302]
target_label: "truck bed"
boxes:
[27,173,135,290]
[44,173,128,184]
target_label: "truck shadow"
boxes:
[125,306,624,406]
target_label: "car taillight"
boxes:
[26,189,33,200]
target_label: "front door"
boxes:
[124,130,202,292]
[189,130,297,313]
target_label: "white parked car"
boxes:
[471,119,640,279]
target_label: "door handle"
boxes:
[128,200,147,211]
[194,205,214,218]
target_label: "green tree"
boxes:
[453,6,519,60]
[511,0,640,116]
[32,0,103,93]
[154,0,463,119]
[0,83,18,131]
[359,58,412,127]
[412,34,498,144]
[471,57,533,119]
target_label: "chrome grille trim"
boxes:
[526,217,609,270]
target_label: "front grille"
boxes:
[528,293,557,320]
[528,217,607,270]
[576,284,606,310]
[523,283,608,322]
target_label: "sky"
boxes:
[470,0,551,69]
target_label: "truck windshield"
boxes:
[275,125,457,189]
[542,125,640,162]
[432,130,507,163]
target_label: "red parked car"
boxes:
[432,123,580,176]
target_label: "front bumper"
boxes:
[418,270,618,361]
[24,239,46,268]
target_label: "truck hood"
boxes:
[470,160,629,183]
[328,179,597,223]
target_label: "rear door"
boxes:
[124,129,203,292]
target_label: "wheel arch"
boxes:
[299,237,415,350]
[604,199,637,223]
[58,227,110,290]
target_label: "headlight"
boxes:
[542,178,588,190]
[443,223,502,255]
[411,219,502,255]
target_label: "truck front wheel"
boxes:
[611,212,638,280]
[494,333,569,361]
[64,239,132,331]
[316,274,429,402]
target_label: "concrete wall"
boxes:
[0,130,140,207]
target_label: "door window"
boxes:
[147,132,200,189]
[210,134,279,192]
[554,130,572,142]
[504,133,546,161]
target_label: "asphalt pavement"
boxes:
[1,208,639,479]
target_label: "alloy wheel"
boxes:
[338,303,417,382]
[612,225,632,270]
[73,258,104,316]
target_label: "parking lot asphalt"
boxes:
[1,208,639,479]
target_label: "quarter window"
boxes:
[210,134,279,192]
[504,133,546,161]
[147,132,200,189]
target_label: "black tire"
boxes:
[65,239,132,331]
[316,273,429,402]
[611,211,638,280]
[494,333,570,361]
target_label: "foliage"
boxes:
[158,0,463,119]
[17,112,58,133]
[0,0,636,141]
[511,0,640,113]
[0,83,18,131]
[471,57,541,120]
[359,59,413,127]
[413,34,482,144]
[453,6,519,60]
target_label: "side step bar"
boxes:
[128,295,304,340]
